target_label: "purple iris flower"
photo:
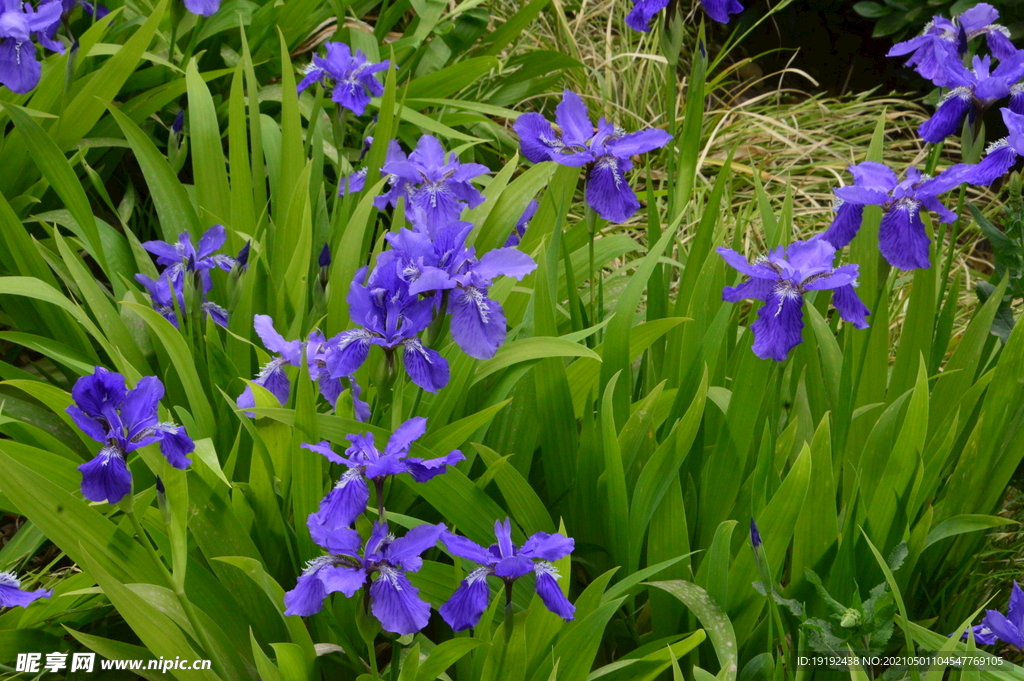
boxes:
[326,259,449,392]
[718,238,869,361]
[134,271,228,329]
[373,135,490,232]
[626,0,741,30]
[285,520,445,635]
[338,167,368,197]
[918,53,1024,143]
[0,572,52,608]
[296,42,389,117]
[513,90,672,223]
[183,0,218,17]
[888,4,1016,84]
[959,107,1024,185]
[141,224,236,291]
[439,519,575,632]
[505,200,538,247]
[956,582,1024,646]
[302,417,463,533]
[66,367,194,505]
[386,223,537,359]
[821,162,960,270]
[0,0,63,94]
[236,315,367,418]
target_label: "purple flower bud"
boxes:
[319,243,331,268]
[750,519,762,549]
[172,109,184,135]
[236,241,251,269]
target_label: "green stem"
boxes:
[180,16,205,68]
[367,636,379,679]
[123,505,221,667]
[586,205,597,326]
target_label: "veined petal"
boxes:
[982,609,1024,647]
[520,532,574,561]
[386,522,446,572]
[79,448,132,504]
[879,202,931,270]
[609,128,672,155]
[0,580,52,608]
[66,405,108,443]
[449,286,507,360]
[439,571,491,631]
[442,532,495,565]
[475,248,537,281]
[750,290,805,362]
[311,470,369,531]
[700,0,743,23]
[121,376,163,440]
[403,450,465,483]
[919,89,973,143]
[1008,581,1024,630]
[401,339,450,392]
[319,565,366,598]
[821,201,864,249]
[586,157,640,223]
[308,513,364,554]
[534,563,575,620]
[832,284,871,330]
[963,143,1018,186]
[625,0,669,32]
[385,417,427,457]
[723,277,775,303]
[196,224,226,260]
[555,90,594,148]
[284,570,329,617]
[514,112,563,163]
[301,440,349,465]
[327,329,375,377]
[370,568,432,635]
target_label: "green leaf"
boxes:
[186,59,232,225]
[646,581,738,681]
[923,514,1018,549]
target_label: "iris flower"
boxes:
[141,224,236,290]
[959,107,1024,186]
[134,270,228,329]
[297,42,389,117]
[889,3,1016,84]
[236,315,367,418]
[957,581,1024,646]
[718,238,870,361]
[821,162,960,270]
[66,367,194,504]
[373,135,489,232]
[513,90,672,223]
[439,519,575,631]
[0,0,63,94]
[0,572,52,608]
[327,260,449,392]
[386,223,537,359]
[183,0,218,16]
[918,54,1024,143]
[625,0,742,30]
[302,417,464,533]
[285,521,445,635]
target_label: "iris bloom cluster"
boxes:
[625,0,743,31]
[888,3,1015,85]
[67,367,195,505]
[514,90,672,223]
[718,238,869,361]
[136,224,240,329]
[888,3,1024,143]
[285,417,576,636]
[328,152,536,387]
[0,0,63,94]
[297,42,389,117]
[236,315,368,419]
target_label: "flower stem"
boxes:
[585,205,598,326]
[122,502,221,669]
